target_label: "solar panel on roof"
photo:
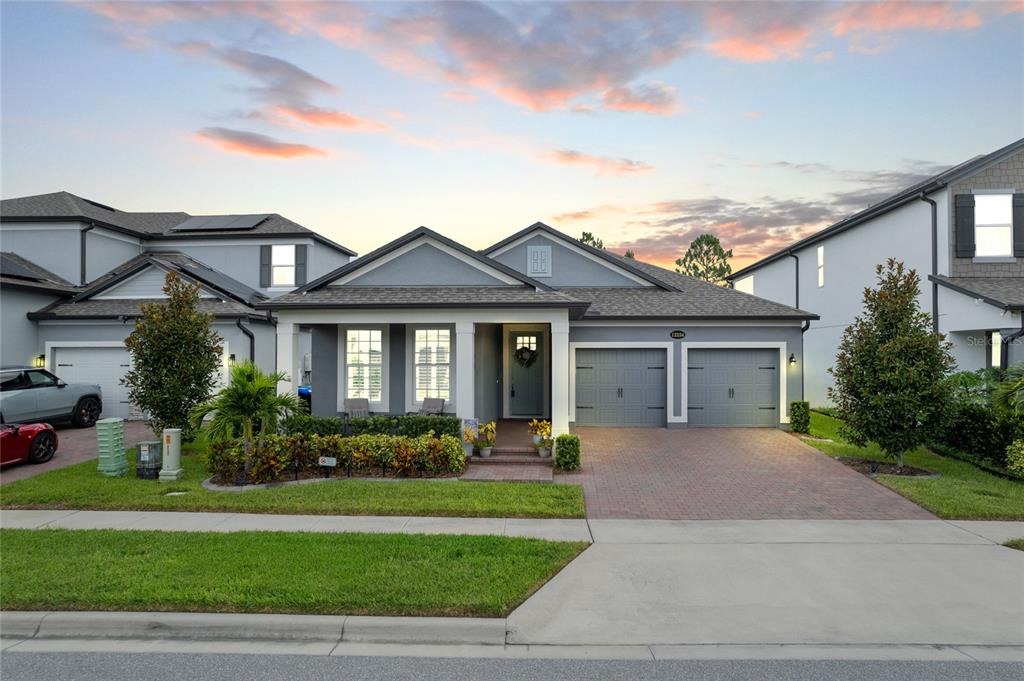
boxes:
[171,214,270,232]
[0,254,43,281]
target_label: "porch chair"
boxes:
[408,397,445,416]
[342,398,371,419]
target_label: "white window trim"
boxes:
[502,324,550,419]
[405,324,456,414]
[271,244,297,288]
[971,190,1015,259]
[816,245,825,288]
[337,325,389,413]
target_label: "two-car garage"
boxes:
[573,345,783,428]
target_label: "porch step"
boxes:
[471,452,551,465]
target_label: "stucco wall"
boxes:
[0,222,84,284]
[85,228,142,281]
[345,244,506,287]
[0,289,61,366]
[491,233,646,287]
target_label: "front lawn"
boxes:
[0,529,586,617]
[1005,538,1024,552]
[804,412,1024,520]
[0,450,585,519]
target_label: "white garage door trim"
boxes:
[681,342,789,424]
[569,342,681,424]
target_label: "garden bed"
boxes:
[837,457,936,478]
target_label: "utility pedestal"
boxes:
[159,428,184,482]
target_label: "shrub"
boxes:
[1007,440,1024,478]
[790,401,810,433]
[206,440,244,484]
[554,434,581,471]
[395,415,461,438]
[281,414,343,436]
[281,414,461,439]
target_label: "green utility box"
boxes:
[136,440,162,480]
[96,418,127,477]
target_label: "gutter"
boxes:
[1002,317,1024,369]
[787,251,800,309]
[80,222,95,285]
[236,317,256,362]
[800,319,811,400]
[918,193,939,333]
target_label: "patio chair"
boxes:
[408,397,445,416]
[342,398,371,419]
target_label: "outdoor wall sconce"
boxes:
[32,354,45,368]
[228,354,236,364]
[788,353,797,367]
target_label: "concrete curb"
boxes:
[0,611,505,646]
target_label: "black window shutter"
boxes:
[295,245,308,285]
[259,245,271,287]
[1013,194,1024,258]
[954,194,975,258]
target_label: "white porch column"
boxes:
[455,321,475,422]
[550,321,570,437]
[276,321,300,395]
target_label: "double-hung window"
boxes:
[345,329,383,402]
[975,194,1013,258]
[414,329,450,403]
[271,245,296,287]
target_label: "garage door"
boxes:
[53,346,133,420]
[687,348,779,426]
[575,348,667,426]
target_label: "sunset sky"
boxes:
[2,1,1022,269]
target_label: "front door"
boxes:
[508,332,543,416]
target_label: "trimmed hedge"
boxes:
[790,401,810,434]
[207,432,466,485]
[281,414,461,439]
[554,434,581,471]
[1007,440,1024,478]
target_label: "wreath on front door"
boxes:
[513,345,538,368]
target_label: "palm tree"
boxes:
[993,363,1024,416]
[190,361,305,476]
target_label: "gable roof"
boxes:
[0,191,356,256]
[73,251,266,307]
[931,275,1024,312]
[482,222,675,290]
[293,226,554,294]
[729,136,1024,281]
[0,252,78,295]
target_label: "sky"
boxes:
[2,1,1023,269]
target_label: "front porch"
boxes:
[274,309,571,437]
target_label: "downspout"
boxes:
[786,251,799,309]
[1001,316,1024,370]
[236,318,255,362]
[918,193,938,333]
[800,320,810,401]
[80,222,95,285]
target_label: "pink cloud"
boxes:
[275,105,389,131]
[601,83,683,115]
[443,90,478,103]
[704,3,821,62]
[194,127,326,158]
[545,149,654,175]
[831,1,983,36]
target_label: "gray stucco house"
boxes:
[0,191,355,419]
[728,137,1024,406]
[261,223,817,436]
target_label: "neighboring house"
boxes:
[261,223,817,436]
[0,192,356,419]
[728,137,1024,406]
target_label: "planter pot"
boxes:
[479,447,493,458]
[537,447,551,459]
[532,434,542,445]
[463,443,475,459]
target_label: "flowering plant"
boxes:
[528,419,551,437]
[475,421,497,448]
[462,425,477,445]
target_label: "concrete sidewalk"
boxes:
[0,510,592,542]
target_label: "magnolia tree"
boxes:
[828,259,954,467]
[122,272,223,437]
[675,233,733,284]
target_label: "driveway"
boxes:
[559,427,934,520]
[1,421,154,485]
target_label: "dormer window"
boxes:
[526,245,551,278]
[975,194,1013,258]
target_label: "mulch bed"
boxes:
[837,457,936,478]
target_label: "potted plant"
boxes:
[462,424,477,459]
[535,436,553,459]
[475,421,496,457]
[528,419,550,445]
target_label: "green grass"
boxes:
[0,528,586,617]
[803,411,1024,520]
[0,449,585,519]
[1004,538,1024,552]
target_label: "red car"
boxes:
[0,422,58,466]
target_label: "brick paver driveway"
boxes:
[1,421,153,485]
[559,427,934,520]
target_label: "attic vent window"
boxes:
[527,245,552,278]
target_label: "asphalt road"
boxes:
[2,653,1021,681]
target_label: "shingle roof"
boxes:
[730,137,1024,280]
[930,275,1024,311]
[0,191,355,256]
[29,298,259,320]
[0,252,78,294]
